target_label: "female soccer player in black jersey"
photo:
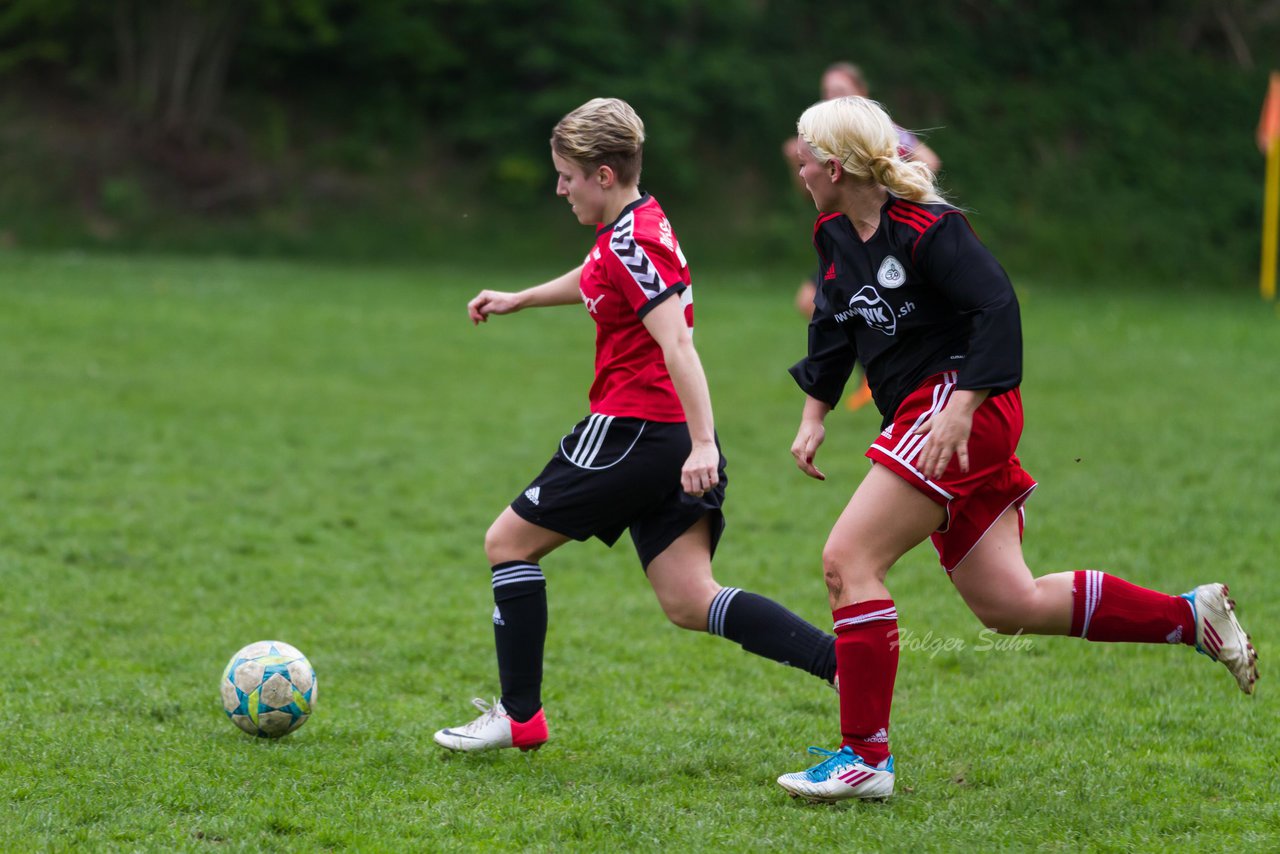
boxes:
[433,98,838,754]
[775,96,1258,803]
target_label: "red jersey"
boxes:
[579,194,692,422]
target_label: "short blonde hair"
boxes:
[551,98,645,186]
[797,96,943,203]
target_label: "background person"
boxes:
[434,98,839,754]
[774,95,1257,803]
[783,62,942,412]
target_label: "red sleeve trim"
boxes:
[886,200,937,232]
[812,212,841,265]
[892,199,941,221]
[887,208,930,233]
[909,209,967,263]
[813,212,842,241]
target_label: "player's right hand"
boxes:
[681,440,720,497]
[467,290,521,324]
[791,419,826,481]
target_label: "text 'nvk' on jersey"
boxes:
[789,196,1024,428]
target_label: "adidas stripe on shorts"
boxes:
[866,371,1037,572]
[511,414,727,569]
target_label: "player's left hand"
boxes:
[681,440,720,497]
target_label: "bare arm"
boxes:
[791,394,834,481]
[467,264,584,324]
[641,295,719,497]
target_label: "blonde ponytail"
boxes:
[798,97,944,204]
[872,155,941,203]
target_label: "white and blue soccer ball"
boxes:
[220,640,317,738]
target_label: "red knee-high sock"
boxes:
[1069,570,1195,645]
[833,599,898,765]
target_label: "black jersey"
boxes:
[789,197,1022,427]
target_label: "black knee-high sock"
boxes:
[707,587,836,682]
[491,561,547,722]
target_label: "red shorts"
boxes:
[866,371,1037,572]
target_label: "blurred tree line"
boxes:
[0,0,1277,283]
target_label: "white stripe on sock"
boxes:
[833,607,898,631]
[708,587,741,636]
[491,563,545,589]
[1080,569,1102,638]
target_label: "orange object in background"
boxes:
[1257,71,1280,154]
[1260,72,1280,300]
[1259,72,1280,155]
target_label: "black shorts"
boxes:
[510,414,727,569]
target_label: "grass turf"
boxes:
[0,251,1275,851]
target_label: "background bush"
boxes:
[0,0,1275,283]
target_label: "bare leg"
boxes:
[645,515,720,629]
[822,464,945,608]
[820,464,945,764]
[950,506,1257,693]
[949,508,1073,635]
[484,506,570,564]
[646,515,839,681]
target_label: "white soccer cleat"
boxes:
[1183,583,1258,695]
[433,697,549,752]
[777,746,895,802]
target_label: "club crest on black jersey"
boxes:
[790,196,1024,426]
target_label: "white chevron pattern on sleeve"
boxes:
[609,213,663,300]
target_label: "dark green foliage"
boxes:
[0,1,1276,283]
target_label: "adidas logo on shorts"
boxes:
[524,487,540,505]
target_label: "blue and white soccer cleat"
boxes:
[1182,583,1259,695]
[777,746,895,802]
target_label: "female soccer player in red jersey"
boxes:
[434,98,839,753]
[774,96,1259,802]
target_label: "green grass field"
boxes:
[0,251,1276,851]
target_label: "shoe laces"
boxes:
[457,697,505,735]
[803,745,863,779]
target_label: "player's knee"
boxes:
[668,608,708,632]
[651,580,716,631]
[983,618,1027,636]
[660,597,709,631]
[822,565,844,600]
[969,599,1030,635]
[821,546,876,595]
[482,521,515,565]
[821,548,850,597]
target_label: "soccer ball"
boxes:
[220,640,317,738]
